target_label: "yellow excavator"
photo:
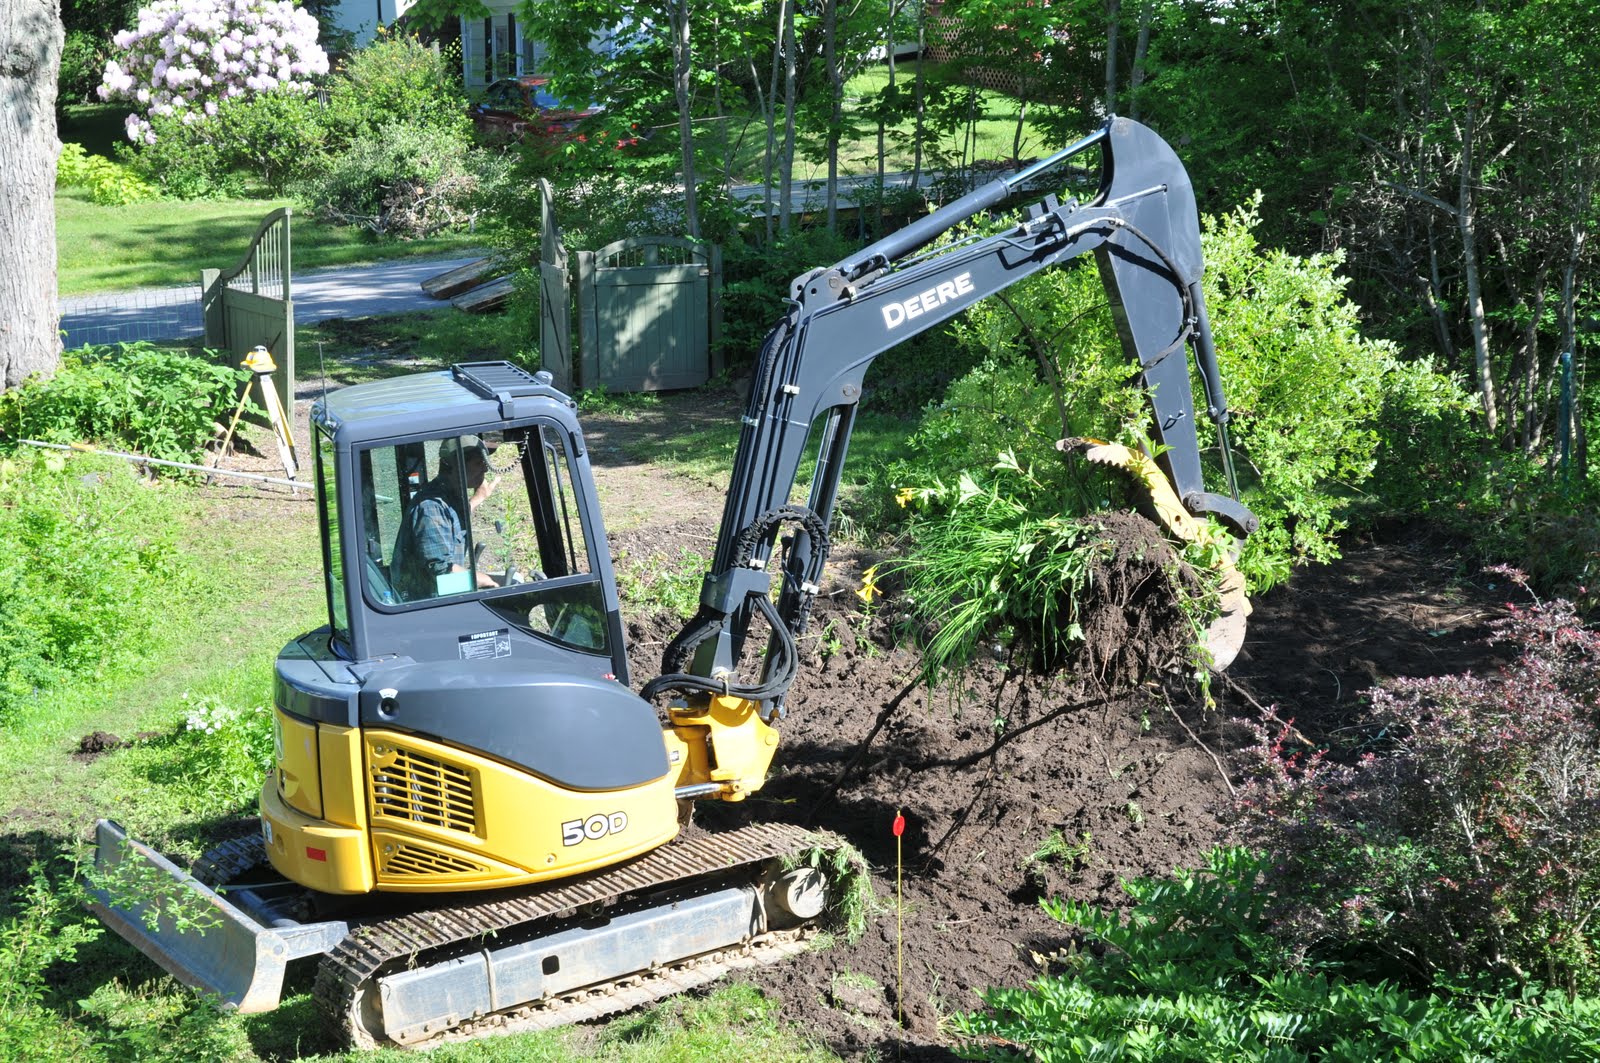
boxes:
[89,117,1256,1048]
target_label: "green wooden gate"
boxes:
[537,180,575,392]
[574,236,722,392]
[202,207,294,413]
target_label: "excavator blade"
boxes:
[85,819,347,1013]
[1059,438,1251,671]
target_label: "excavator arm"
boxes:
[648,117,1258,708]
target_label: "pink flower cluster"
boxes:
[99,0,329,142]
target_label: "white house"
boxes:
[458,3,634,90]
[325,0,416,48]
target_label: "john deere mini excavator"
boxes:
[90,117,1257,1048]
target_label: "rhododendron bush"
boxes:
[99,0,328,143]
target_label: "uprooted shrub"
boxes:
[887,454,1205,685]
[1232,585,1600,993]
[299,123,508,238]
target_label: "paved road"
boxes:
[57,254,484,348]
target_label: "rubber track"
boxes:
[314,821,832,1049]
[189,832,269,889]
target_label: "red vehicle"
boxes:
[472,75,600,140]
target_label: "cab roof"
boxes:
[312,363,576,445]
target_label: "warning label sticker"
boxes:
[458,628,512,661]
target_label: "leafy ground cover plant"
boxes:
[0,453,194,724]
[0,342,253,463]
[1232,577,1600,993]
[954,848,1600,1061]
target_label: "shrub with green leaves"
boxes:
[895,197,1458,595]
[321,31,471,144]
[57,142,157,205]
[0,861,104,1062]
[1232,585,1600,994]
[129,88,326,195]
[955,848,1600,1061]
[0,342,252,464]
[0,453,193,722]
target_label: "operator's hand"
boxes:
[470,474,499,511]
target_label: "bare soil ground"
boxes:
[214,386,1515,1059]
[586,397,1513,1060]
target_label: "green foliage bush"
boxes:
[887,199,1458,595]
[110,693,275,818]
[0,861,105,1062]
[955,848,1600,1061]
[128,89,326,196]
[57,141,157,205]
[58,29,109,106]
[0,342,252,463]
[1232,585,1600,994]
[321,31,471,144]
[0,454,192,722]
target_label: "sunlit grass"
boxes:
[56,187,484,296]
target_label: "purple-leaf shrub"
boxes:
[99,0,328,143]
[1231,593,1600,993]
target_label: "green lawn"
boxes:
[711,61,1057,187]
[57,187,484,296]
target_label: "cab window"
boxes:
[357,425,608,654]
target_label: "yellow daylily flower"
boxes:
[857,565,881,605]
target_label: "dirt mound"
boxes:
[630,576,1229,1058]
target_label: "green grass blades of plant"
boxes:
[0,453,197,724]
[891,456,1108,684]
[0,342,254,462]
[614,546,710,617]
[953,847,1600,1062]
[56,186,482,295]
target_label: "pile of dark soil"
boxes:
[621,525,1514,1060]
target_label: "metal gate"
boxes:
[202,207,294,413]
[572,237,722,393]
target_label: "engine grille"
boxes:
[371,745,478,834]
[382,843,486,877]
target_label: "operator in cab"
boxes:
[391,435,500,601]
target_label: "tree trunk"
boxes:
[671,0,700,241]
[0,0,63,391]
[1128,2,1151,121]
[824,0,839,232]
[780,0,798,236]
[911,0,926,188]
[1456,110,1498,434]
[763,0,788,244]
[878,0,896,223]
[1104,0,1120,115]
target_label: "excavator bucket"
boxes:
[85,819,346,1014]
[1058,438,1251,670]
